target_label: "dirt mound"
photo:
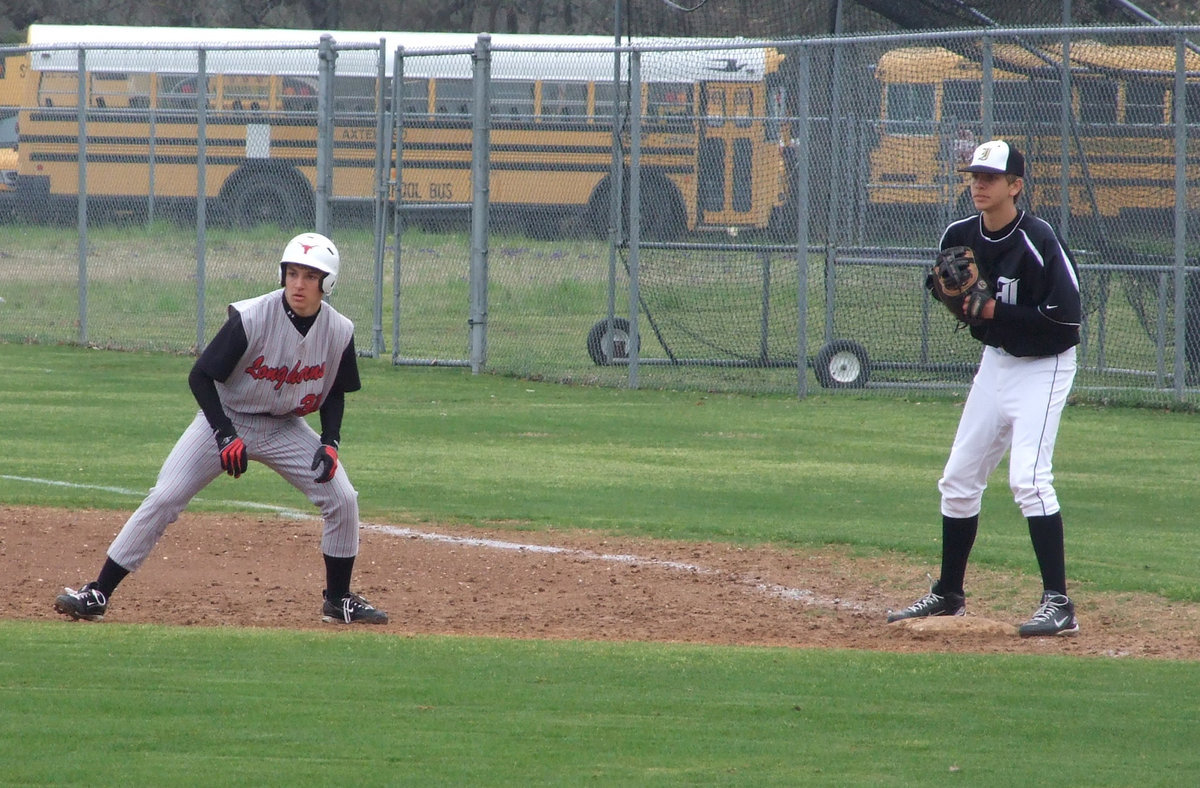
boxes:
[5,506,1197,659]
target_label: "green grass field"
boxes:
[2,222,1196,403]
[2,342,1199,785]
[3,622,1197,786]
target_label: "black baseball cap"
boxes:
[959,139,1025,177]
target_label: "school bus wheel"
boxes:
[586,172,685,242]
[220,166,313,228]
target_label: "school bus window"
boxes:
[38,72,81,108]
[159,74,216,110]
[1183,83,1200,125]
[491,81,534,119]
[91,70,128,104]
[1125,79,1165,124]
[0,108,17,147]
[223,74,271,111]
[705,89,726,127]
[1078,79,1117,124]
[594,81,622,120]
[332,75,377,114]
[994,79,1061,123]
[765,82,786,141]
[541,81,587,118]
[943,80,980,123]
[280,76,317,111]
[732,87,753,129]
[646,83,692,132]
[433,78,472,116]
[400,78,429,115]
[885,83,933,122]
[91,72,153,109]
[992,81,1023,122]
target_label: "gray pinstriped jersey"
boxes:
[217,288,354,418]
[105,289,362,571]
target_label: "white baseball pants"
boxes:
[939,345,1076,519]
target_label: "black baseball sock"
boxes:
[324,554,355,601]
[93,556,130,599]
[1027,512,1067,595]
[937,514,978,596]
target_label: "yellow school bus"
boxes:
[867,40,1200,223]
[0,51,26,200]
[8,24,794,237]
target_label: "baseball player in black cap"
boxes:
[888,139,1084,637]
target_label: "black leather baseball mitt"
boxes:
[929,245,992,326]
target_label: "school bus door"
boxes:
[697,81,761,228]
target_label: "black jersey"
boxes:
[940,210,1081,357]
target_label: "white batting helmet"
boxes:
[280,232,340,294]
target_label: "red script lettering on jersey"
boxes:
[243,356,327,391]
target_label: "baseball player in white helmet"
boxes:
[55,232,387,625]
[888,140,1082,637]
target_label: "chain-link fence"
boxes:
[2,24,1198,405]
[0,27,391,357]
[790,26,1200,404]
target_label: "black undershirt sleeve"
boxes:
[318,338,361,445]
[189,312,249,438]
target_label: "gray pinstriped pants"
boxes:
[107,410,360,571]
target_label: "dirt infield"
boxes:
[4,506,1198,659]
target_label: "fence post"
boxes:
[76,47,87,344]
[794,44,812,398]
[981,36,994,139]
[627,49,642,389]
[1059,16,1072,241]
[822,38,847,345]
[370,39,387,357]
[316,34,336,238]
[469,33,492,373]
[391,47,406,364]
[605,41,625,382]
[1173,34,1188,398]
[195,48,208,352]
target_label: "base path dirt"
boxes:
[4,506,1198,660]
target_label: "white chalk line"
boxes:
[363,523,862,611]
[3,473,862,611]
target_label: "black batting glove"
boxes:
[215,431,248,478]
[311,442,339,483]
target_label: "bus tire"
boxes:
[814,339,870,388]
[640,177,686,241]
[586,317,638,365]
[587,181,618,239]
[587,173,686,242]
[523,208,567,241]
[222,168,313,228]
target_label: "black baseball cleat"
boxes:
[322,591,389,625]
[887,577,966,623]
[54,584,108,622]
[1018,592,1079,637]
